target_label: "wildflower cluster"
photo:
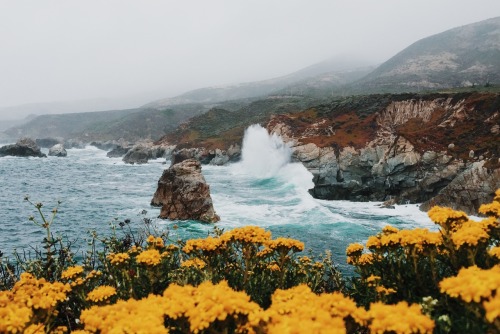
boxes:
[0,273,71,333]
[347,190,500,332]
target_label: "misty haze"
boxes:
[1,1,500,333]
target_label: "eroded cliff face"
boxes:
[267,93,500,214]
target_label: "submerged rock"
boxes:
[48,144,67,157]
[0,138,46,158]
[151,159,220,223]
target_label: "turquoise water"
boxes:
[0,128,434,273]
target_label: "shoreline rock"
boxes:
[0,138,46,158]
[48,144,67,157]
[151,159,220,223]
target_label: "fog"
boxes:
[1,0,499,119]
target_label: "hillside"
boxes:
[3,104,207,142]
[145,56,374,109]
[155,96,326,150]
[356,16,500,92]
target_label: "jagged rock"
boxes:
[48,144,67,157]
[122,144,168,164]
[171,148,209,165]
[420,161,500,214]
[209,149,230,166]
[0,138,46,158]
[151,159,220,223]
[36,138,62,148]
[107,145,131,158]
[227,144,242,162]
[123,145,150,164]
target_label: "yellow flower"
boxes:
[366,235,382,249]
[479,200,500,218]
[181,258,206,269]
[489,246,500,260]
[483,293,500,323]
[183,236,226,254]
[376,286,397,295]
[136,249,162,266]
[155,237,164,249]
[87,286,117,303]
[299,256,312,263]
[268,263,280,271]
[80,295,167,333]
[265,237,304,253]
[61,265,84,280]
[13,273,71,310]
[23,323,44,334]
[367,301,434,333]
[107,252,130,265]
[163,281,261,333]
[346,243,364,256]
[221,225,272,244]
[440,265,500,303]
[451,220,490,249]
[428,206,468,232]
[382,225,399,234]
[248,284,362,333]
[147,235,156,244]
[366,275,381,285]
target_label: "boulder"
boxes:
[123,145,151,164]
[209,149,230,166]
[48,144,67,157]
[107,145,131,158]
[151,159,220,223]
[122,144,169,164]
[171,148,209,165]
[0,138,46,158]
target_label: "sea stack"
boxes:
[151,159,220,223]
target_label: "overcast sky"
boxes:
[1,0,499,118]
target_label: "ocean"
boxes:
[0,125,434,273]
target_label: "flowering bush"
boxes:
[347,189,500,333]
[0,190,499,333]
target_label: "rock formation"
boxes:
[265,93,500,214]
[151,159,220,223]
[107,145,131,158]
[0,138,46,158]
[122,143,171,164]
[48,144,67,157]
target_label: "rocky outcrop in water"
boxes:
[151,159,220,223]
[107,145,132,158]
[170,144,241,166]
[48,144,67,157]
[0,138,46,158]
[122,143,173,164]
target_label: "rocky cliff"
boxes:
[266,92,500,213]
